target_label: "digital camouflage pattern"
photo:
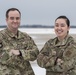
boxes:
[37,35,76,75]
[0,28,39,75]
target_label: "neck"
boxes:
[58,34,68,41]
[7,27,18,35]
[58,37,64,41]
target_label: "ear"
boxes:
[68,26,70,32]
[69,26,70,29]
[68,26,70,29]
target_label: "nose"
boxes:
[14,19,17,22]
[57,25,61,29]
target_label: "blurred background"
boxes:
[0,0,76,75]
[0,0,76,26]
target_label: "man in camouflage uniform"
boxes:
[37,16,76,75]
[0,8,39,75]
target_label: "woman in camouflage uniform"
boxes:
[37,15,76,75]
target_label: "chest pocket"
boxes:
[17,42,27,50]
[16,38,28,50]
[63,43,76,60]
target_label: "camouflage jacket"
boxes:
[0,28,39,75]
[37,35,76,75]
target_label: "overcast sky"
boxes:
[0,0,76,26]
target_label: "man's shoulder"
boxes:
[19,30,31,38]
[0,29,5,36]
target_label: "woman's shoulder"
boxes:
[68,35,76,42]
[46,37,57,44]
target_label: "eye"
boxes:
[10,17,20,20]
[61,23,65,27]
[10,17,14,20]
[16,17,20,20]
[55,23,59,27]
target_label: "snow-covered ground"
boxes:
[32,64,46,75]
[19,28,76,34]
[0,28,76,34]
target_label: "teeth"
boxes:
[58,30,62,32]
[57,30,62,32]
[57,30,62,33]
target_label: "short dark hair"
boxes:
[6,8,21,18]
[55,15,70,27]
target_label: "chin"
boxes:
[57,35,63,37]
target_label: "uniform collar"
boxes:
[5,28,21,39]
[51,35,73,46]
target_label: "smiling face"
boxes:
[54,18,70,40]
[6,10,21,31]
